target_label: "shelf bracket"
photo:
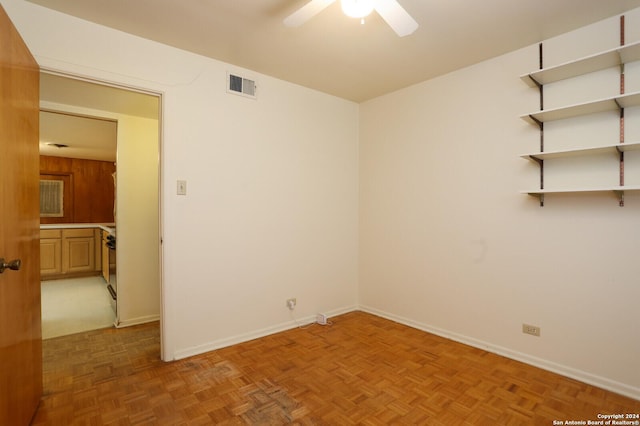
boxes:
[527,192,545,207]
[614,190,625,207]
[529,115,544,131]
[529,156,544,206]
[527,74,542,89]
[529,155,542,165]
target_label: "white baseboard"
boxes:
[173,304,358,360]
[359,305,640,401]
[116,314,160,328]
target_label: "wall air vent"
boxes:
[227,72,257,99]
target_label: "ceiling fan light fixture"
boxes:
[341,0,374,19]
[284,0,418,37]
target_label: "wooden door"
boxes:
[0,4,42,425]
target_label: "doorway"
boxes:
[40,109,118,338]
[38,71,163,348]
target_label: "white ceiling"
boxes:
[26,0,640,102]
[39,110,118,162]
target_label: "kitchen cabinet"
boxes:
[40,229,62,276]
[94,229,102,273]
[62,228,95,274]
[40,227,103,279]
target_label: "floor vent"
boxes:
[227,73,257,99]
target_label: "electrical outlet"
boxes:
[522,323,540,337]
[316,313,328,325]
[286,298,296,310]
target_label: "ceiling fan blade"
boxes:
[284,0,337,27]
[373,0,419,37]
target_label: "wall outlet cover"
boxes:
[316,313,328,325]
[522,323,541,337]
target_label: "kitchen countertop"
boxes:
[40,223,116,235]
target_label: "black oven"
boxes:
[106,234,117,315]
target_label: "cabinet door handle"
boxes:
[0,258,22,274]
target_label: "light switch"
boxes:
[177,180,187,195]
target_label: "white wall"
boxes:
[359,12,640,399]
[116,114,160,327]
[1,0,359,360]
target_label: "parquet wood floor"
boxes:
[32,311,640,425]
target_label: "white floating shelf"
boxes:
[520,41,640,87]
[520,141,640,161]
[521,186,640,195]
[521,91,640,124]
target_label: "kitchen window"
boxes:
[40,179,64,217]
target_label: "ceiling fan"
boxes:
[284,0,419,37]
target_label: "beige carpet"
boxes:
[41,276,116,339]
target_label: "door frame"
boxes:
[39,67,166,359]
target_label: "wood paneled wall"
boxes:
[40,155,115,224]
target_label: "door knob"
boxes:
[0,258,21,274]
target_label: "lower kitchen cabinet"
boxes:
[62,228,95,274]
[40,229,62,276]
[40,227,103,280]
